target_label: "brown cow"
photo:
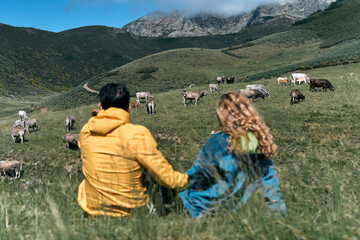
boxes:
[290,89,306,105]
[130,102,140,110]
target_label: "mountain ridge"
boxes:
[122,0,336,38]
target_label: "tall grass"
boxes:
[0,63,360,239]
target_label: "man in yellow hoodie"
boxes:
[77,83,188,217]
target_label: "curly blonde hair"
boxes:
[216,91,277,158]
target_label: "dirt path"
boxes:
[83,82,99,93]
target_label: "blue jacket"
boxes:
[179,131,286,218]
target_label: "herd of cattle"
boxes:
[2,71,338,178]
[131,72,336,114]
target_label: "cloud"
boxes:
[157,0,288,16]
[66,0,290,16]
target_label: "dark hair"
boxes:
[99,83,130,110]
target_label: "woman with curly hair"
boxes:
[179,91,286,218]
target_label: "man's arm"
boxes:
[135,127,188,189]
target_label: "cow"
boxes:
[350,72,356,77]
[18,110,28,121]
[291,73,310,85]
[65,115,75,131]
[216,76,225,84]
[136,92,154,104]
[226,76,235,84]
[209,84,219,93]
[277,77,290,86]
[146,99,156,114]
[62,133,79,149]
[13,120,25,128]
[246,84,270,97]
[130,102,140,110]
[182,90,207,106]
[11,127,25,144]
[0,160,22,179]
[40,107,48,114]
[290,89,306,105]
[238,89,265,102]
[25,119,39,133]
[309,79,335,92]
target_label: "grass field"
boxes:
[0,62,359,239]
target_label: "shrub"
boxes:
[136,66,159,74]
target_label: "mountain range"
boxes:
[123,0,336,38]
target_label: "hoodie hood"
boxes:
[88,107,130,135]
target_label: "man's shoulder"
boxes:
[122,123,151,136]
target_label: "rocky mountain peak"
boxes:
[122,0,336,38]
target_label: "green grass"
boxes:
[1,63,360,239]
[0,92,58,118]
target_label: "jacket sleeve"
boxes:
[134,127,188,189]
[260,163,287,215]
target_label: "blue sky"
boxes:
[0,0,282,32]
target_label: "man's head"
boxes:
[99,83,130,111]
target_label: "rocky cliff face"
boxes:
[122,0,336,38]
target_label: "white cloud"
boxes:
[67,0,290,16]
[157,0,287,16]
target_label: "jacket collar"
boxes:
[88,107,130,135]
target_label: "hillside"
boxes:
[0,17,292,97]
[44,0,360,110]
[1,63,360,238]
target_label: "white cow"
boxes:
[246,84,270,97]
[18,110,28,121]
[291,73,310,85]
[136,92,154,104]
[209,84,219,93]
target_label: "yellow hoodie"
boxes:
[77,107,188,217]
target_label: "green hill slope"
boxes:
[0,17,292,96]
[1,63,360,238]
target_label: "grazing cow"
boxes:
[130,102,140,110]
[309,79,335,92]
[0,161,22,179]
[146,99,156,114]
[238,89,265,102]
[136,92,154,104]
[216,76,225,84]
[277,77,290,85]
[350,72,356,77]
[188,84,196,88]
[91,109,100,116]
[182,90,207,106]
[291,73,310,85]
[62,133,79,149]
[40,107,48,114]
[25,119,39,133]
[295,77,307,85]
[11,127,25,144]
[290,89,306,105]
[18,110,28,121]
[13,120,25,128]
[246,84,270,97]
[209,84,219,93]
[65,115,75,131]
[226,76,235,84]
